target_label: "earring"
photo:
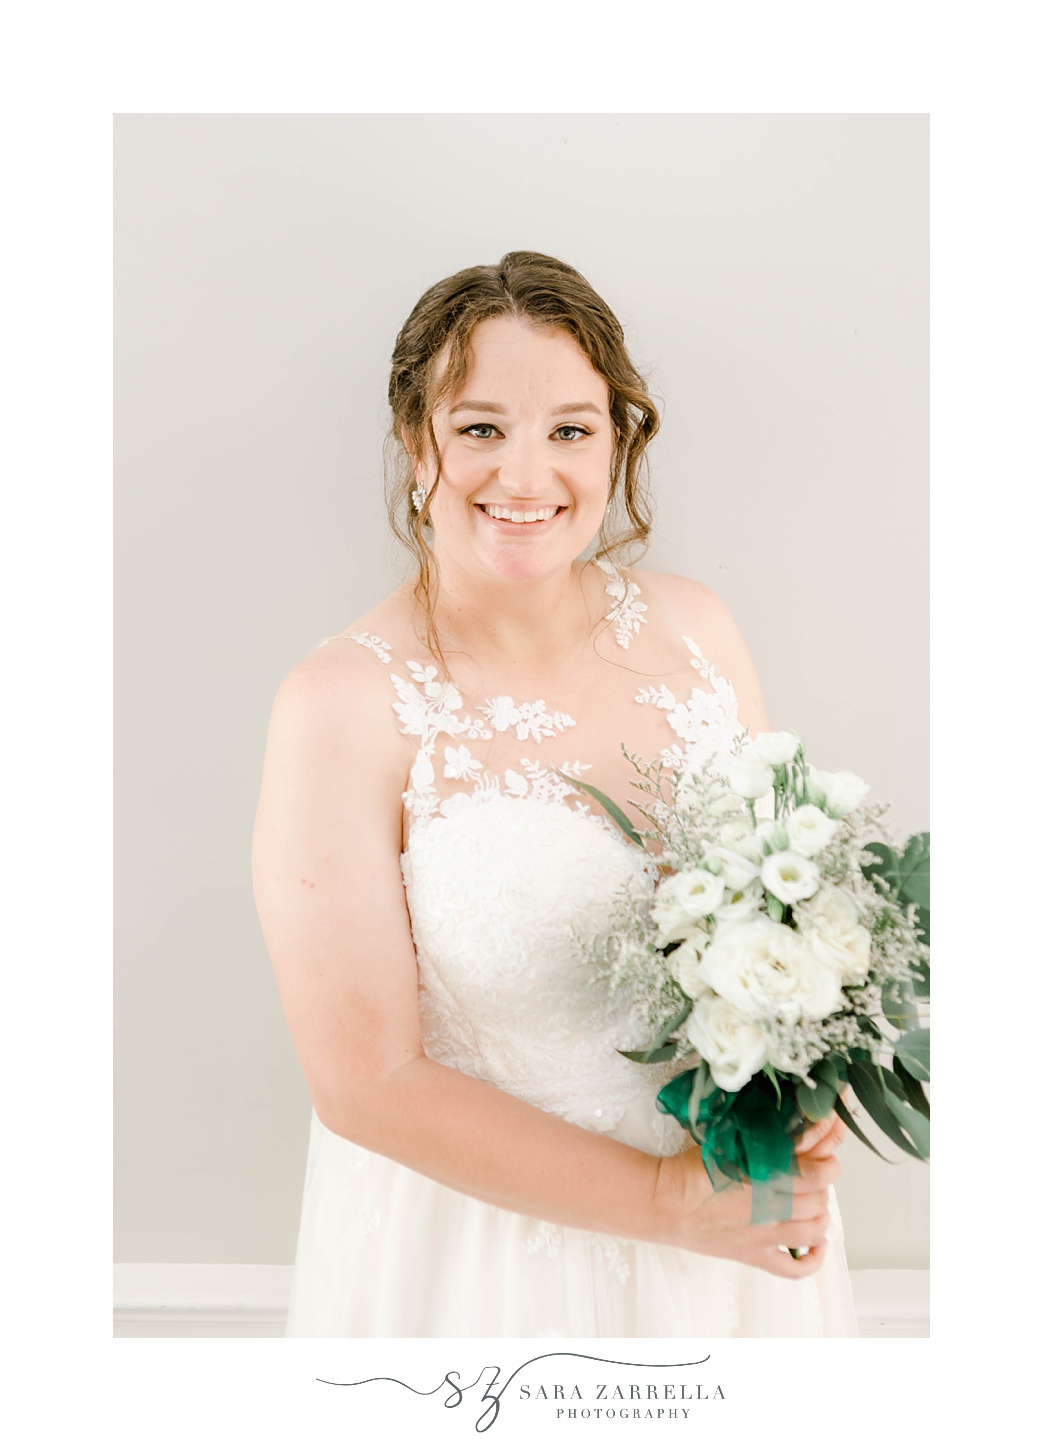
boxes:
[412,480,427,512]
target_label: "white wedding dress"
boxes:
[284,564,859,1337]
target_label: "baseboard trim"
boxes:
[114,1264,928,1338]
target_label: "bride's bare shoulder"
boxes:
[265,585,416,766]
[630,568,742,646]
[629,568,769,732]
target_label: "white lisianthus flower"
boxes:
[784,803,839,858]
[698,918,844,1021]
[751,730,802,767]
[807,766,870,818]
[755,818,788,852]
[712,881,765,922]
[726,750,775,801]
[686,991,771,1092]
[760,850,821,904]
[650,868,727,945]
[715,847,762,890]
[796,885,873,985]
[719,822,765,863]
[667,934,712,998]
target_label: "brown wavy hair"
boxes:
[384,251,660,665]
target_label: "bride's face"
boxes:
[420,315,616,584]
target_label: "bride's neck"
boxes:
[425,556,599,668]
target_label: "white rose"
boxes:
[686,991,771,1092]
[807,766,870,818]
[760,850,821,904]
[796,885,872,985]
[726,750,775,801]
[751,730,802,767]
[698,917,843,1021]
[784,803,839,858]
[650,868,727,945]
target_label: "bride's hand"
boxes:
[662,1111,847,1279]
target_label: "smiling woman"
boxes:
[414,317,616,584]
[251,251,859,1337]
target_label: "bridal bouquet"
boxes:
[566,730,930,1225]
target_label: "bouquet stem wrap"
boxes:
[657,1071,804,1225]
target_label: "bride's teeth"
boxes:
[482,504,559,522]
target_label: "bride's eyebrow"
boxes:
[448,400,604,416]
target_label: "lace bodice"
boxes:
[337,564,749,1155]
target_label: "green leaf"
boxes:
[619,1043,682,1065]
[762,1063,783,1108]
[892,1057,931,1119]
[834,1093,894,1162]
[912,904,930,949]
[881,976,921,1030]
[557,772,643,845]
[797,1072,839,1122]
[863,833,930,916]
[895,833,930,914]
[912,955,931,998]
[882,1088,930,1159]
[650,998,694,1051]
[848,1062,920,1157]
[863,841,899,881]
[894,1027,930,1081]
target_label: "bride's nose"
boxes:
[493,430,555,497]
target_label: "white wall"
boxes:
[115,113,928,1270]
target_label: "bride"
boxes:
[252,251,859,1337]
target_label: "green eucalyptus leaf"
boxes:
[881,977,921,1030]
[882,1088,930,1159]
[797,1073,839,1122]
[650,998,694,1051]
[892,1058,931,1118]
[834,1094,894,1162]
[896,833,930,914]
[619,1043,682,1065]
[863,842,900,893]
[762,1064,783,1109]
[849,1062,920,1156]
[557,772,643,845]
[894,1027,930,1081]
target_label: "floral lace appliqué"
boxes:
[479,696,576,743]
[348,630,393,664]
[594,558,647,649]
[636,634,744,773]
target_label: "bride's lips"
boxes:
[474,503,566,532]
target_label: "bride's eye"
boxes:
[462,423,500,439]
[555,425,592,442]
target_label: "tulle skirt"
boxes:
[284,1111,859,1338]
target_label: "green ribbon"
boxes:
[657,1070,803,1225]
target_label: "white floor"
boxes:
[113,1264,928,1338]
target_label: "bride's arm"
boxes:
[252,642,838,1278]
